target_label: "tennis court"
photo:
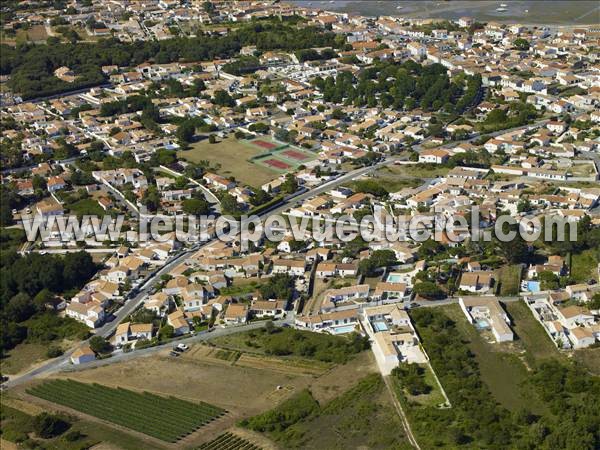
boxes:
[252,139,278,150]
[262,158,292,170]
[282,149,312,161]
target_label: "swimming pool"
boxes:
[373,321,389,332]
[527,281,541,293]
[475,319,490,330]
[330,325,356,334]
[386,273,405,283]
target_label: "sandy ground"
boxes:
[12,346,378,448]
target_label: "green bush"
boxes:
[241,389,318,433]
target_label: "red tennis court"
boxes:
[263,158,291,170]
[252,140,277,150]
[282,149,310,161]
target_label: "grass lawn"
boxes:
[442,304,544,413]
[569,162,597,177]
[66,198,104,216]
[573,347,600,376]
[495,264,523,296]
[1,342,49,375]
[218,278,263,297]
[504,300,562,365]
[178,136,277,188]
[402,364,447,408]
[570,249,599,283]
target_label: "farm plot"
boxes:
[197,432,262,450]
[27,379,226,443]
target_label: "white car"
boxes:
[176,343,189,351]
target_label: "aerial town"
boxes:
[1,1,599,449]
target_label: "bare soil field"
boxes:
[13,345,378,448]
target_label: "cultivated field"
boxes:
[23,344,377,446]
[27,379,225,442]
[178,136,277,188]
[197,432,262,450]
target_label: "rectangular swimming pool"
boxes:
[330,325,357,334]
[386,273,404,283]
[373,321,389,332]
[527,281,541,293]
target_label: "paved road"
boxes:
[62,316,294,373]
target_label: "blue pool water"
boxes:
[331,325,356,334]
[373,321,389,332]
[527,281,541,292]
[475,319,490,330]
[386,274,404,283]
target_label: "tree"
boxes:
[264,320,276,334]
[220,193,242,216]
[63,251,96,288]
[89,335,111,354]
[32,174,47,191]
[260,274,294,301]
[514,38,530,50]
[281,174,298,195]
[496,229,529,264]
[46,345,63,358]
[203,1,215,13]
[359,250,397,276]
[538,270,560,290]
[6,293,36,322]
[213,89,234,107]
[33,413,70,438]
[182,197,211,216]
[208,134,217,144]
[159,324,174,339]
[176,121,195,145]
[249,122,269,134]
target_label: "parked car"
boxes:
[176,343,189,351]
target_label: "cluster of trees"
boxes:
[351,179,388,198]
[392,363,432,395]
[312,61,480,114]
[1,251,96,354]
[3,21,338,99]
[358,249,397,276]
[241,389,318,433]
[259,273,294,301]
[479,101,538,133]
[251,326,369,364]
[222,55,261,75]
[295,48,338,63]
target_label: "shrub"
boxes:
[46,345,64,358]
[32,413,70,438]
